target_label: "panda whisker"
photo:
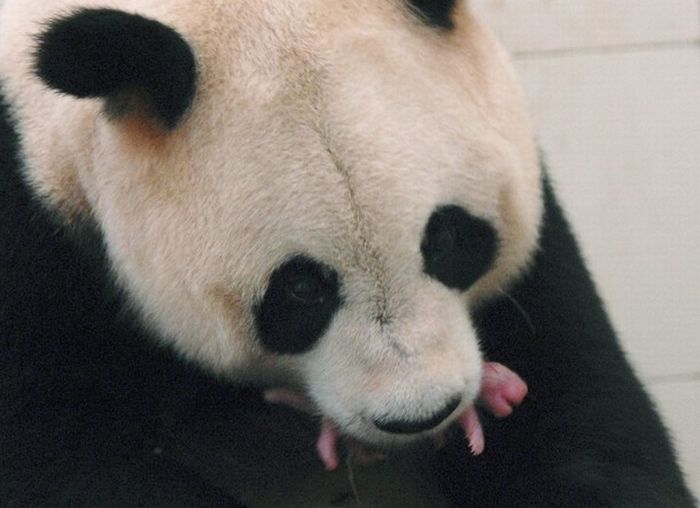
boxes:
[345,455,362,508]
[498,289,536,335]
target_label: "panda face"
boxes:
[0,0,541,446]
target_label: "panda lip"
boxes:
[263,361,527,471]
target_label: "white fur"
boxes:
[0,0,541,445]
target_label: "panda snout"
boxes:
[371,394,462,434]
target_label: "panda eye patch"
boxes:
[255,256,341,355]
[421,206,498,291]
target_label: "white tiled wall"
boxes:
[472,0,700,53]
[472,0,700,499]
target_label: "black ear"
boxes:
[407,0,458,29]
[35,9,197,129]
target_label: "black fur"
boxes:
[407,0,458,30]
[422,205,498,291]
[255,256,342,355]
[34,9,196,129]
[0,97,241,506]
[1,89,695,505]
[433,178,697,507]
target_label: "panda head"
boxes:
[1,0,540,447]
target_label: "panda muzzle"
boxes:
[264,361,527,471]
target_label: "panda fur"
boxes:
[0,1,695,506]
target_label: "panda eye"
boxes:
[421,206,498,291]
[255,256,342,355]
[286,275,324,304]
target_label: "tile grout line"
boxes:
[512,39,700,61]
[647,372,700,385]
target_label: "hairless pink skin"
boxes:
[479,362,529,418]
[264,361,527,471]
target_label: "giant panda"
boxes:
[0,0,695,506]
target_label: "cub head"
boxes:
[0,0,540,447]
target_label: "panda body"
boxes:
[0,1,695,506]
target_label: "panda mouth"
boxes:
[311,405,486,471]
[264,362,527,471]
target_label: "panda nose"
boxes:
[372,396,462,434]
